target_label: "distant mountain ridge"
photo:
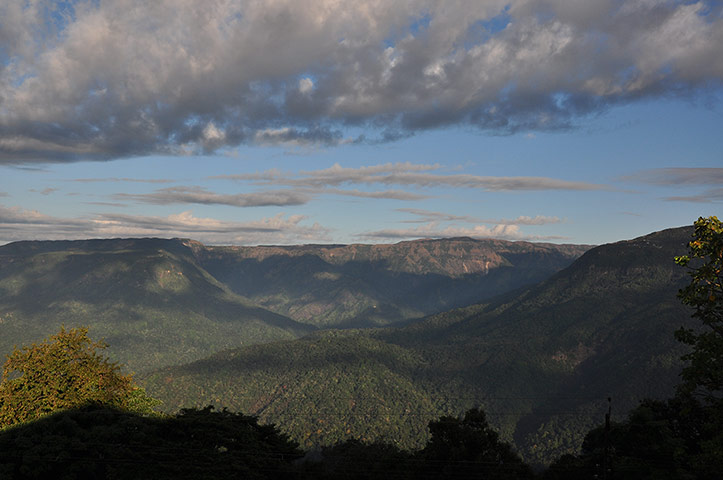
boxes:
[194,237,591,327]
[0,235,589,371]
[197,237,589,276]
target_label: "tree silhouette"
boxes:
[419,407,533,479]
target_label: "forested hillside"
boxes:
[0,238,313,373]
[0,236,587,372]
[142,226,695,465]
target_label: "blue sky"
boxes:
[1,1,721,246]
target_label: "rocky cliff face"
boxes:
[200,237,590,277]
[192,237,591,327]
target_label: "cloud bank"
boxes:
[0,205,329,245]
[358,208,565,241]
[216,162,606,192]
[1,0,721,163]
[357,223,565,242]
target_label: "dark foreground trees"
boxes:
[306,407,532,480]
[420,408,533,479]
[0,328,536,479]
[544,396,717,479]
[0,406,302,480]
[0,327,158,428]
[0,404,534,480]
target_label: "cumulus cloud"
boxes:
[0,204,329,245]
[1,0,721,163]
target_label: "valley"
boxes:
[0,227,698,465]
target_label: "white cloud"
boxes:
[299,77,314,94]
[385,209,564,240]
[0,204,331,245]
[357,222,533,241]
[1,0,721,163]
[497,215,563,225]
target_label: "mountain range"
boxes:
[191,237,589,327]
[0,227,697,465]
[0,236,586,373]
[139,226,695,465]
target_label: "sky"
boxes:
[0,0,721,246]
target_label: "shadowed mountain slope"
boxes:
[383,226,695,463]
[0,238,313,373]
[142,226,696,465]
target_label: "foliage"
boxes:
[303,439,415,480]
[675,215,723,401]
[0,405,302,480]
[0,327,159,428]
[300,411,536,480]
[143,333,439,451]
[418,407,533,479]
[544,396,722,479]
[0,227,700,467]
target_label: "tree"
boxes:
[418,407,533,479]
[544,397,709,480]
[0,326,159,428]
[674,215,723,401]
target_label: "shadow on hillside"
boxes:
[0,405,301,480]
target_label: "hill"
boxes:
[141,226,696,464]
[383,226,695,463]
[0,238,313,373]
